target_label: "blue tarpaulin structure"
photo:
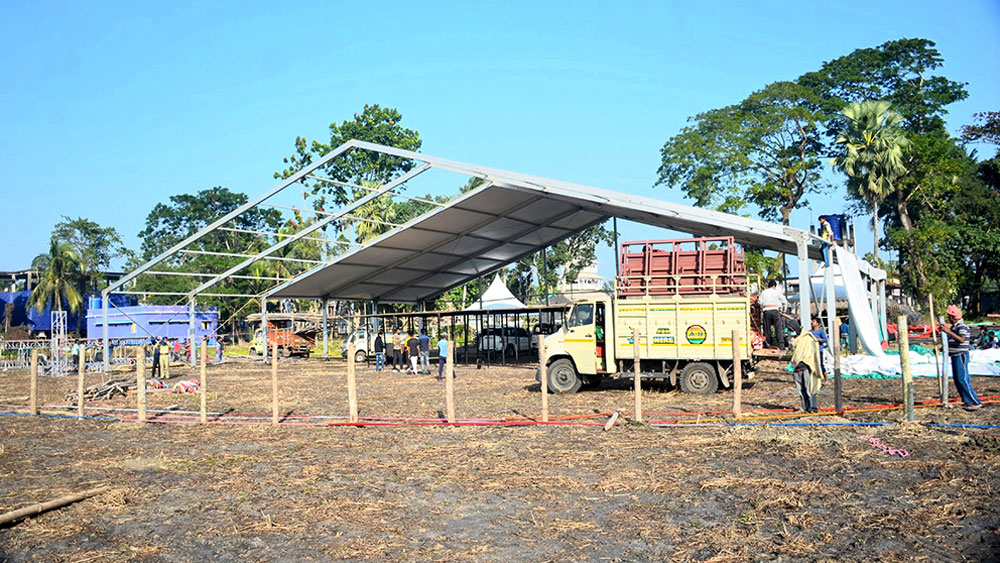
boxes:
[0,291,133,335]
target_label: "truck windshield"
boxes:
[568,304,594,328]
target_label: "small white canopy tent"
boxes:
[465,274,525,310]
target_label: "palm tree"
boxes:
[833,100,909,262]
[353,180,399,244]
[28,240,83,315]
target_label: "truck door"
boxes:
[564,303,597,376]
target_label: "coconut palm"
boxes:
[28,240,83,314]
[353,180,399,244]
[833,100,909,262]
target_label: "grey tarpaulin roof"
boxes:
[266,142,836,303]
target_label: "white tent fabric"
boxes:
[465,275,525,310]
[841,349,1000,377]
[834,246,885,357]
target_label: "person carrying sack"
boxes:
[790,330,823,413]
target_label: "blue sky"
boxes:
[1,0,998,284]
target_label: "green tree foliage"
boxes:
[134,187,283,327]
[508,224,615,305]
[657,81,828,225]
[29,240,83,314]
[798,38,968,137]
[961,111,1000,146]
[51,216,130,294]
[276,104,422,207]
[833,101,910,262]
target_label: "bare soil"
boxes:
[1,357,999,562]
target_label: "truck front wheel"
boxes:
[547,359,582,394]
[679,362,719,394]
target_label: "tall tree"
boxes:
[961,111,1000,146]
[28,240,83,315]
[833,101,910,262]
[51,216,129,294]
[657,81,829,225]
[276,104,422,207]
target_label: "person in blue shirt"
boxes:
[810,317,829,376]
[437,335,449,381]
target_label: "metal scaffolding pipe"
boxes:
[178,249,326,264]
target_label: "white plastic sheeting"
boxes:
[834,246,885,357]
[840,348,1000,377]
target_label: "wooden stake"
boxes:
[633,327,642,423]
[347,342,358,423]
[445,340,455,423]
[271,339,279,426]
[0,485,110,526]
[29,349,38,415]
[136,345,146,422]
[731,330,743,419]
[199,340,207,424]
[899,315,914,421]
[928,293,943,400]
[539,337,548,422]
[77,347,86,418]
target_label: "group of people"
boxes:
[372,328,451,380]
[785,302,982,413]
[146,335,226,380]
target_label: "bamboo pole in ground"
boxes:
[928,293,943,400]
[77,348,86,418]
[899,316,914,421]
[539,337,548,422]
[445,340,456,423]
[199,340,207,424]
[347,342,358,423]
[136,346,146,422]
[633,328,642,422]
[833,320,843,414]
[732,330,743,419]
[29,350,38,415]
[271,340,279,426]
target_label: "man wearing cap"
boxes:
[759,280,789,350]
[941,304,982,410]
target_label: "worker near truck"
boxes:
[940,304,981,410]
[760,280,789,350]
[790,329,822,413]
[374,331,386,372]
[405,331,420,374]
[392,329,404,372]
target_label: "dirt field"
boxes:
[1,357,999,562]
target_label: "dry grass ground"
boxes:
[1,357,998,562]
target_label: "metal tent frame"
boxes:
[104,140,887,372]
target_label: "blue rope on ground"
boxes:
[927,423,1000,429]
[0,411,121,422]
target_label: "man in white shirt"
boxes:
[759,280,789,350]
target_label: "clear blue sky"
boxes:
[2,1,998,284]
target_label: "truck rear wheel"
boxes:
[546,359,581,394]
[679,362,719,394]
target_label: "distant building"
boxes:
[86,297,218,341]
[557,262,604,297]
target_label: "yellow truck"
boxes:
[539,292,754,394]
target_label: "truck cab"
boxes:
[541,295,612,393]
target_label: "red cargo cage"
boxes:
[617,237,747,298]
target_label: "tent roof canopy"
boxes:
[465,274,525,310]
[267,141,872,304]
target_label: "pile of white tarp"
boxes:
[840,348,1000,378]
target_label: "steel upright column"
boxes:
[188,297,196,367]
[101,291,110,373]
[796,234,811,329]
[261,297,268,363]
[825,251,836,351]
[322,298,329,359]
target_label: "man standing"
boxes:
[941,304,981,410]
[759,280,789,350]
[71,341,80,367]
[151,337,161,378]
[418,329,431,374]
[392,329,404,372]
[790,329,822,413]
[437,334,449,381]
[810,317,829,376]
[374,331,385,372]
[406,331,420,374]
[159,337,171,379]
